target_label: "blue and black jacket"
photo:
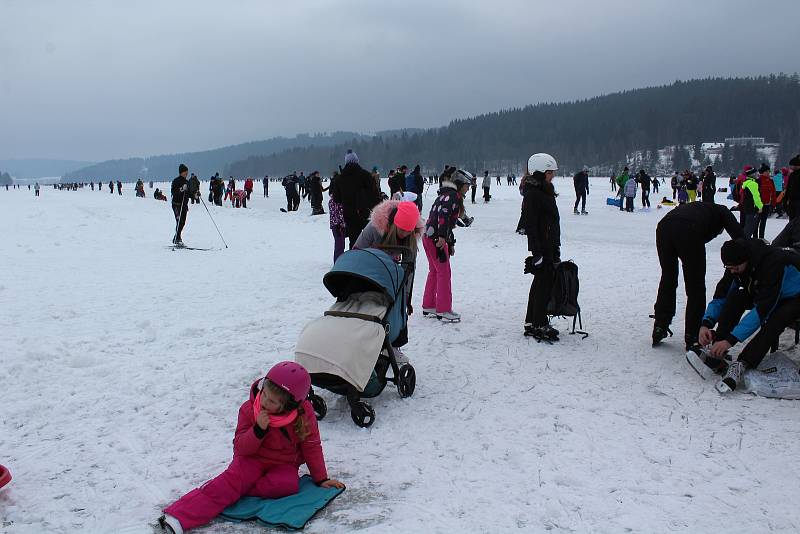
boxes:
[702,238,800,345]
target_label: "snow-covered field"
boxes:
[2,179,800,533]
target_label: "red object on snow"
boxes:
[0,464,11,489]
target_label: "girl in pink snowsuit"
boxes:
[159,362,344,534]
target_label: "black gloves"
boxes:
[524,255,544,274]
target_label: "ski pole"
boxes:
[200,196,229,248]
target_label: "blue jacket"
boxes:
[702,239,800,344]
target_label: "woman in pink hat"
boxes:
[354,200,423,358]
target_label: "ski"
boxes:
[167,245,214,251]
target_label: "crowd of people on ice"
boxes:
[9,147,800,534]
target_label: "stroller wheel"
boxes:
[309,393,327,421]
[397,364,416,398]
[350,401,375,428]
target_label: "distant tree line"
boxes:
[0,171,13,186]
[227,75,800,178]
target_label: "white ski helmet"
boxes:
[527,153,558,174]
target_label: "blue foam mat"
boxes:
[221,475,344,530]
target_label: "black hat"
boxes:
[721,240,748,266]
[759,163,770,173]
[179,163,188,173]
[790,154,800,167]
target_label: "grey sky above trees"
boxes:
[1,0,798,161]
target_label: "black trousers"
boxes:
[346,218,368,249]
[641,190,650,208]
[471,185,476,203]
[653,219,706,346]
[483,186,490,201]
[757,205,771,239]
[715,290,800,369]
[574,190,586,211]
[742,213,758,239]
[525,262,555,327]
[172,203,188,241]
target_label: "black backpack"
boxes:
[547,261,588,338]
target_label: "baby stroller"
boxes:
[295,248,416,427]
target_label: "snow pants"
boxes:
[332,227,346,263]
[653,219,706,347]
[525,261,555,327]
[625,196,634,212]
[483,186,490,202]
[164,456,299,531]
[422,236,452,313]
[713,291,800,369]
[470,185,476,204]
[688,190,697,202]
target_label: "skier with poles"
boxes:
[171,164,190,246]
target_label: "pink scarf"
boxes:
[253,392,299,428]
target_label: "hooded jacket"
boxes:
[354,199,423,263]
[517,174,560,260]
[702,239,800,345]
[623,176,638,197]
[424,181,462,245]
[338,162,381,225]
[232,378,328,483]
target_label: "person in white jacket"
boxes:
[623,176,637,212]
[481,171,491,202]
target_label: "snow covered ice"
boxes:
[2,180,800,533]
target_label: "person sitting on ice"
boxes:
[694,238,800,393]
[158,361,344,534]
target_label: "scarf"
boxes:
[253,392,299,428]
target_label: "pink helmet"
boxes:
[266,361,311,403]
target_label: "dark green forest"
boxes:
[0,172,13,186]
[227,75,800,177]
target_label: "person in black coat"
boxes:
[701,166,716,204]
[518,153,561,341]
[783,154,800,220]
[572,167,589,214]
[652,201,743,349]
[171,164,190,245]
[338,150,381,248]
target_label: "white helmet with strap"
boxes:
[527,153,558,174]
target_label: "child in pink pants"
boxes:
[158,362,344,534]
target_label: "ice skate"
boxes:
[685,346,728,380]
[157,514,183,534]
[716,360,745,393]
[422,307,437,317]
[437,310,461,323]
[651,322,673,346]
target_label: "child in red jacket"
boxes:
[158,362,344,534]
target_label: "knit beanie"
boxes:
[344,149,359,165]
[179,163,188,174]
[790,154,800,167]
[759,163,770,174]
[721,240,748,266]
[393,201,420,232]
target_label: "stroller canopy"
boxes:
[324,248,405,303]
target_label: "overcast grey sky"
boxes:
[1,0,798,161]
